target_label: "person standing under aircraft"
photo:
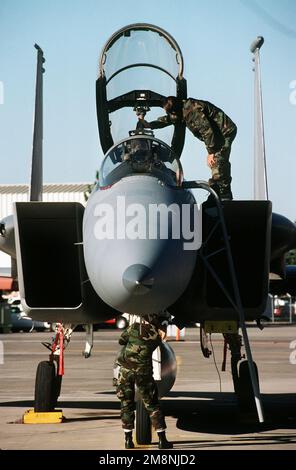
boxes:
[115,314,173,449]
[140,96,237,200]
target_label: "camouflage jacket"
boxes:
[116,322,162,372]
[149,98,237,154]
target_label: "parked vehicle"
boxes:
[10,300,50,332]
[273,296,295,321]
[95,314,129,330]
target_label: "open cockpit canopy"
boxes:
[96,23,187,156]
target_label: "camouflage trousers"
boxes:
[209,134,236,198]
[116,366,166,431]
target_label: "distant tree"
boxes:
[84,170,99,202]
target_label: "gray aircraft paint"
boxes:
[83,175,199,315]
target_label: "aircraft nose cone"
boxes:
[83,175,199,314]
[123,264,154,295]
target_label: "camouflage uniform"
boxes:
[150,98,237,198]
[115,322,166,431]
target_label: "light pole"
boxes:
[251,36,268,201]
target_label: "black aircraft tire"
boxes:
[237,360,259,412]
[52,363,62,409]
[136,399,152,445]
[34,361,57,412]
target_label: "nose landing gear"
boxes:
[35,323,73,412]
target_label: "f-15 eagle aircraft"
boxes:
[1,24,296,444]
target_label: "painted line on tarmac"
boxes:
[2,352,51,355]
[3,339,199,345]
[0,395,117,401]
[1,339,120,343]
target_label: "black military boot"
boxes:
[157,431,173,449]
[218,180,233,201]
[219,189,233,201]
[208,179,233,202]
[125,431,135,449]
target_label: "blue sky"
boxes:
[0,0,295,220]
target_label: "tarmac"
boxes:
[0,325,296,450]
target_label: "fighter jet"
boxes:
[1,24,296,445]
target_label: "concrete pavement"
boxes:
[0,326,296,450]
